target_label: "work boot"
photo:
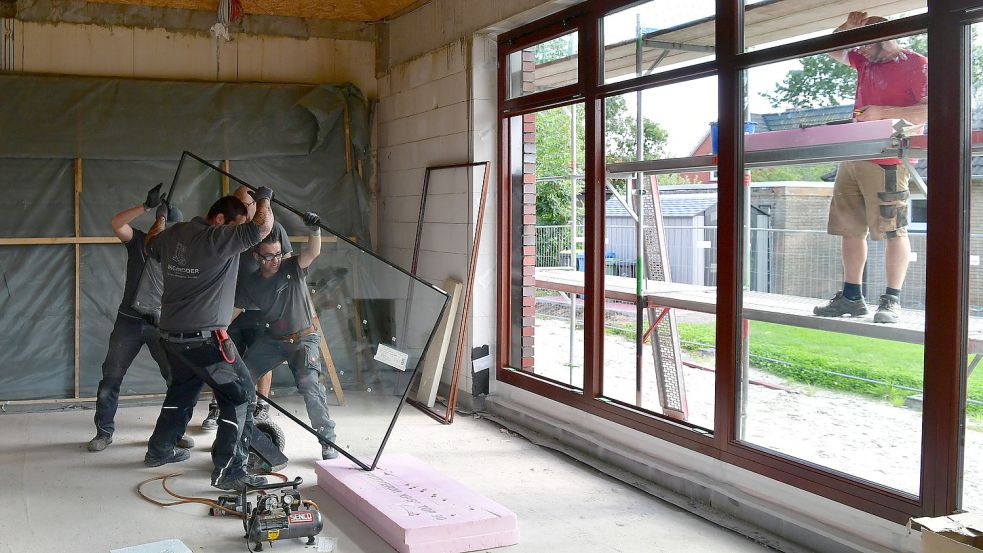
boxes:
[213,473,267,492]
[873,293,901,324]
[176,435,195,449]
[201,402,219,431]
[321,443,339,460]
[144,447,191,467]
[253,401,270,422]
[813,291,868,318]
[87,434,113,452]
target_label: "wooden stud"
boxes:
[73,158,82,400]
[221,160,231,195]
[307,289,346,406]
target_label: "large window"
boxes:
[499,0,977,523]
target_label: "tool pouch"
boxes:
[213,328,236,363]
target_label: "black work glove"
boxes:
[154,194,169,220]
[303,212,321,228]
[248,186,274,203]
[144,183,163,210]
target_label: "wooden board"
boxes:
[414,278,463,408]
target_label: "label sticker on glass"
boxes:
[375,344,409,371]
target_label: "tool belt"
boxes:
[272,325,316,344]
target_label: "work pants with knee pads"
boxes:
[146,336,255,484]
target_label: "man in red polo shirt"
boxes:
[813,11,927,324]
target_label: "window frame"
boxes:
[497,0,978,522]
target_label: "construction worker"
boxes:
[200,185,292,430]
[234,210,338,460]
[813,11,927,323]
[87,184,193,453]
[143,189,274,493]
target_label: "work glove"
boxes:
[249,186,274,203]
[154,194,169,220]
[303,212,321,229]
[144,183,163,210]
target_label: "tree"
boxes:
[533,97,669,227]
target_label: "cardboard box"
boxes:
[912,513,983,552]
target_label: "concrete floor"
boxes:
[0,395,774,553]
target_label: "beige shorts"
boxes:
[827,160,910,240]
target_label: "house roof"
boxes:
[605,193,718,218]
[660,193,718,217]
[750,105,855,131]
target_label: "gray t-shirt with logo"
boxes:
[147,216,263,332]
[235,257,313,337]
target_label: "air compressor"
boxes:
[214,477,323,551]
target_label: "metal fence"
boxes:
[535,224,934,307]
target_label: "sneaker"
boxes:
[813,291,868,318]
[144,447,191,467]
[176,435,195,449]
[213,473,268,492]
[201,402,219,431]
[873,294,901,324]
[253,401,270,422]
[321,444,339,460]
[87,434,113,452]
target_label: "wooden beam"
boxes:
[73,158,82,400]
[221,160,231,195]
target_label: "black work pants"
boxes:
[146,336,255,485]
[94,313,169,437]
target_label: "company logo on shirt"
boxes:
[172,243,188,267]
[167,242,199,276]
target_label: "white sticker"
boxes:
[316,536,338,552]
[696,240,712,249]
[972,255,981,267]
[910,252,918,262]
[375,343,409,371]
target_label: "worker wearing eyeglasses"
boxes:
[233,210,338,460]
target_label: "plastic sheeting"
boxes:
[0,246,74,400]
[0,75,373,403]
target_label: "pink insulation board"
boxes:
[315,453,519,553]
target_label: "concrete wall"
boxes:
[3,19,376,94]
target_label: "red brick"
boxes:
[523,122,536,133]
[521,326,535,337]
[522,113,536,123]
[522,306,536,317]
[522,246,536,256]
[523,173,536,184]
[523,214,536,225]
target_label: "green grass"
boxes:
[615,320,983,418]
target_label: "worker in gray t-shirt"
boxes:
[142,189,275,493]
[200,185,293,431]
[234,210,338,460]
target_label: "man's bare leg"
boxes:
[842,235,868,286]
[884,234,911,290]
[254,372,273,421]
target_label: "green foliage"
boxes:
[673,321,983,418]
[762,55,858,108]
[533,96,669,226]
[749,163,836,182]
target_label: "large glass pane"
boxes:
[739,35,928,494]
[601,78,718,429]
[743,1,926,53]
[602,1,715,84]
[962,22,983,512]
[509,105,586,388]
[166,153,449,470]
[506,31,579,100]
